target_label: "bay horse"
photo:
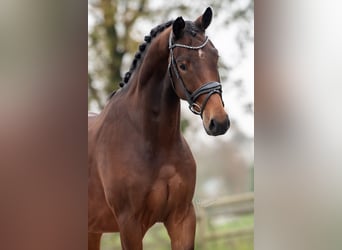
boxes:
[88,7,229,250]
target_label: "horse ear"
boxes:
[195,7,213,31]
[172,16,185,39]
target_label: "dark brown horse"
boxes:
[88,7,229,250]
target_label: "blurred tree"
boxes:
[88,0,253,110]
[88,0,146,108]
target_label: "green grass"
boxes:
[196,214,254,250]
[215,214,254,232]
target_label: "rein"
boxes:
[168,31,224,116]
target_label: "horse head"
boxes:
[168,7,230,136]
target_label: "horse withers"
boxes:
[88,7,229,250]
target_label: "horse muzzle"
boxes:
[204,115,230,136]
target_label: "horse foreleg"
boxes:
[164,204,196,250]
[118,216,144,250]
[88,232,102,250]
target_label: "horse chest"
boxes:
[145,164,194,220]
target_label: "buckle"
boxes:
[189,103,202,115]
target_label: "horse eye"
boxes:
[179,64,187,71]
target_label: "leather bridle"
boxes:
[168,31,224,116]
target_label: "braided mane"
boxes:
[109,20,173,99]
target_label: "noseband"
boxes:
[168,31,224,116]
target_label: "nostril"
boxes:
[209,119,217,131]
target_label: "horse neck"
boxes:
[122,29,182,147]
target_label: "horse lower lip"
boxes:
[205,128,213,135]
[215,127,228,135]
